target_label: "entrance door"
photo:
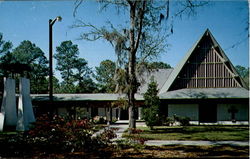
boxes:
[119,108,138,120]
[91,107,98,117]
[199,104,217,123]
[120,108,128,120]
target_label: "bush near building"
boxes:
[142,78,162,129]
[0,114,117,158]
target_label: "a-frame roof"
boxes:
[159,29,247,94]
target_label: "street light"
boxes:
[49,16,62,102]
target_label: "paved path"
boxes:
[145,140,249,146]
[93,121,249,146]
[109,124,128,139]
[92,121,130,138]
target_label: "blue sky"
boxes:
[0,0,249,80]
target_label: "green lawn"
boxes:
[123,126,249,141]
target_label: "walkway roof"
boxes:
[159,87,249,99]
[31,93,144,102]
[31,87,248,102]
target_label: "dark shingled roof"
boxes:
[137,69,173,94]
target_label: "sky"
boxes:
[0,0,249,80]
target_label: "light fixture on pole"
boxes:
[49,16,62,102]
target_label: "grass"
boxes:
[0,131,19,140]
[0,131,18,135]
[123,126,249,141]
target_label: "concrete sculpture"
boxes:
[1,78,17,127]
[16,78,36,131]
[0,113,4,131]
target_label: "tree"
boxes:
[94,60,116,93]
[235,65,249,87]
[0,33,12,56]
[0,40,49,93]
[12,41,48,93]
[59,82,77,93]
[142,77,160,130]
[0,33,13,94]
[141,61,172,70]
[235,65,249,78]
[30,62,49,94]
[52,76,61,94]
[147,61,171,69]
[55,41,96,93]
[55,40,79,86]
[74,58,97,93]
[73,0,208,129]
[0,33,12,76]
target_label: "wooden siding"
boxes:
[170,35,242,91]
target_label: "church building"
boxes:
[32,29,249,124]
[157,29,248,124]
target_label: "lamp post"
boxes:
[49,16,62,102]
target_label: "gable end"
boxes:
[160,29,247,93]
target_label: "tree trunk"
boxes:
[110,107,112,123]
[127,1,146,130]
[128,90,136,128]
[128,49,137,129]
[128,3,137,130]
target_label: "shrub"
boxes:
[97,128,118,145]
[27,114,117,153]
[173,115,190,126]
[142,78,161,129]
[0,114,118,157]
[115,139,131,149]
[27,114,94,153]
[142,107,161,129]
[112,117,118,123]
[165,117,175,126]
[0,133,30,157]
[180,117,191,126]
[93,116,107,124]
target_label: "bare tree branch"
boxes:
[134,1,146,53]
[73,0,84,17]
[174,0,209,18]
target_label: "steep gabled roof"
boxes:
[159,29,247,94]
[207,30,247,89]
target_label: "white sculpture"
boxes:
[0,113,4,131]
[16,78,36,131]
[1,78,17,127]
